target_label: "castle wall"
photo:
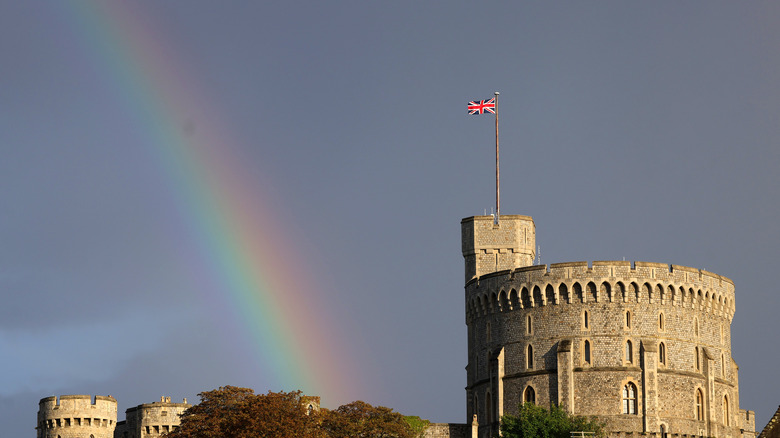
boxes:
[37,395,118,438]
[423,423,470,438]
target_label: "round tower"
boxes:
[37,395,117,438]
[462,215,746,438]
[119,396,191,438]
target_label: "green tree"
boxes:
[164,386,323,438]
[403,416,431,438]
[499,403,604,438]
[322,400,413,438]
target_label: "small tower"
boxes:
[461,215,535,282]
[118,396,191,438]
[37,395,118,438]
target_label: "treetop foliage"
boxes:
[403,416,431,438]
[163,386,415,438]
[165,386,321,438]
[499,402,604,438]
[322,400,414,438]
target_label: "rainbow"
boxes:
[62,2,362,402]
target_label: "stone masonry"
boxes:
[37,396,189,438]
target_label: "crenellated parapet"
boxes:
[465,261,735,324]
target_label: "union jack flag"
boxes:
[467,98,496,115]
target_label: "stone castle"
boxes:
[37,395,190,438]
[460,214,756,438]
[36,393,322,438]
[37,213,759,438]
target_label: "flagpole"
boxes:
[494,91,500,225]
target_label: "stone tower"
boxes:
[114,396,190,438]
[37,395,118,438]
[462,214,755,438]
[461,215,536,283]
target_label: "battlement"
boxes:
[37,395,117,438]
[465,260,736,323]
[469,260,734,289]
[124,395,190,412]
[39,394,118,412]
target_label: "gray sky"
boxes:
[2,2,780,436]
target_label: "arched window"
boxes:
[559,284,569,304]
[659,313,665,331]
[583,310,589,329]
[622,382,637,414]
[527,344,534,369]
[696,389,704,421]
[625,340,633,364]
[722,353,726,377]
[524,386,536,404]
[584,340,591,365]
[659,342,666,366]
[695,318,699,337]
[723,395,730,425]
[546,285,556,305]
[527,315,533,335]
[660,424,667,438]
[695,347,700,371]
[626,311,632,329]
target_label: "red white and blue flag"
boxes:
[467,98,496,115]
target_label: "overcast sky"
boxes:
[3,2,780,437]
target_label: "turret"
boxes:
[461,215,535,283]
[37,395,117,438]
